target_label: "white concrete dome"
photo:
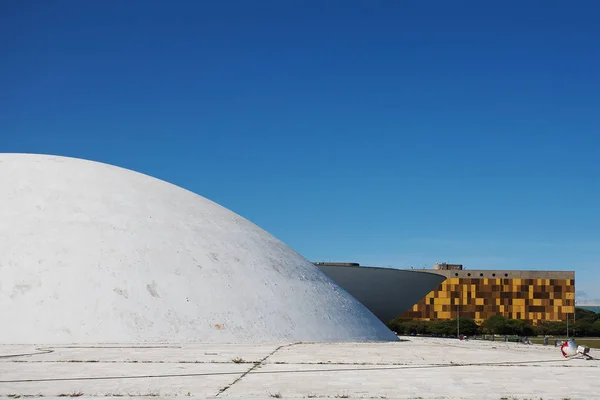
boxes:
[0,153,397,344]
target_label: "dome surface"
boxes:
[0,153,397,344]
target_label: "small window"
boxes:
[504,273,508,277]
[467,273,471,276]
[480,273,484,277]
[455,273,459,276]
[492,273,496,277]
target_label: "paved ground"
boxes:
[1,337,598,400]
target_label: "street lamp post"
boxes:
[457,303,460,338]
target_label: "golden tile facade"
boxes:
[401,274,575,325]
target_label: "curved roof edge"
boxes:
[316,264,447,323]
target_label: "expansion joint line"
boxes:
[0,347,54,359]
[216,342,300,396]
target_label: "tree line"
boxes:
[387,307,600,337]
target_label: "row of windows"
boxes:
[425,296,573,306]
[418,303,574,312]
[454,272,510,277]
[437,288,567,297]
[444,278,574,286]
[427,311,574,322]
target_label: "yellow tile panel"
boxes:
[513,298,525,306]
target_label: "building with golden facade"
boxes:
[400,263,575,325]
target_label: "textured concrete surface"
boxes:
[0,153,396,343]
[1,337,598,399]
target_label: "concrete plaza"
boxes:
[1,336,598,400]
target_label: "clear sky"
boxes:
[2,1,599,302]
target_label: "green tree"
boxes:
[408,320,431,335]
[427,320,447,335]
[573,321,593,337]
[387,318,430,335]
[575,307,600,323]
[387,318,411,335]
[588,321,600,337]
[481,316,533,336]
[534,321,567,336]
[455,318,479,336]
[505,319,534,336]
[481,315,508,334]
[422,318,479,336]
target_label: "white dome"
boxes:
[0,153,397,344]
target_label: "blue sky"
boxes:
[1,1,599,302]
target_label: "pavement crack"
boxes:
[215,342,299,396]
[0,348,54,359]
